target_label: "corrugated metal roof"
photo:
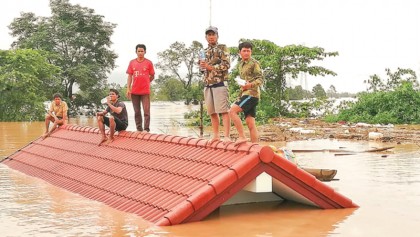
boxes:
[2,125,357,225]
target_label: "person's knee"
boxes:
[229,107,239,116]
[109,116,115,125]
[245,116,255,126]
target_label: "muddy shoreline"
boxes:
[254,118,420,145]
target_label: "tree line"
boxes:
[1,0,419,124]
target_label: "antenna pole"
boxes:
[209,0,212,26]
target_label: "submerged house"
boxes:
[2,125,357,226]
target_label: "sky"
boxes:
[1,0,420,93]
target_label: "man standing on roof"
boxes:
[97,89,128,144]
[42,93,68,139]
[199,26,231,143]
[126,44,155,133]
[229,42,264,145]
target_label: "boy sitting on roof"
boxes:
[42,93,68,139]
[96,89,128,144]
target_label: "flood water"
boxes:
[1,102,420,236]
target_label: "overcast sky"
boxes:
[1,0,419,93]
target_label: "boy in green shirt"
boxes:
[229,42,264,145]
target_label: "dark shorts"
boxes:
[104,116,128,131]
[235,95,259,118]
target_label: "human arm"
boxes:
[62,104,68,125]
[96,110,108,116]
[126,74,133,99]
[240,60,264,90]
[149,61,155,82]
[203,45,230,73]
[107,99,123,114]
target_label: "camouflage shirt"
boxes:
[203,43,230,85]
[238,58,264,99]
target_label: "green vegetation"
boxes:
[0,0,117,121]
[155,41,204,104]
[228,39,338,118]
[0,49,60,121]
[2,1,419,126]
[326,68,419,124]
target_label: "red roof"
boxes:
[2,125,357,225]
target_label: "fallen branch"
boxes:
[293,146,394,153]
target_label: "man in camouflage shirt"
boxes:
[199,26,231,143]
[229,42,264,145]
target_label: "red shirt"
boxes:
[126,58,155,95]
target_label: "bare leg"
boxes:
[246,116,258,143]
[229,104,247,146]
[42,115,53,138]
[209,113,220,143]
[47,121,59,135]
[108,116,116,142]
[221,112,231,143]
[97,115,108,144]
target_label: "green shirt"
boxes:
[238,58,264,99]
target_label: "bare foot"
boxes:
[208,137,220,145]
[98,137,108,145]
[105,137,114,144]
[41,132,50,140]
[222,137,232,144]
[234,138,248,146]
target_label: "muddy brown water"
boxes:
[1,102,420,236]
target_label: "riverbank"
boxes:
[253,118,420,145]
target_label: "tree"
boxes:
[327,85,337,98]
[8,0,117,104]
[312,84,327,99]
[331,82,420,124]
[0,49,60,121]
[365,67,418,92]
[156,41,204,104]
[286,85,312,100]
[152,75,186,101]
[229,39,338,117]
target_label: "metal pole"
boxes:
[209,0,212,26]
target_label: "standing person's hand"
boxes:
[199,60,207,71]
[126,90,131,100]
[241,82,252,90]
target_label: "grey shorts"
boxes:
[204,86,229,115]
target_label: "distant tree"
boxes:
[8,0,117,105]
[0,49,60,121]
[365,68,418,92]
[156,41,204,104]
[327,85,337,98]
[152,75,186,101]
[286,85,312,100]
[329,82,420,124]
[312,84,327,99]
[229,39,338,116]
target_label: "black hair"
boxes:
[109,88,120,98]
[53,93,63,99]
[239,42,253,51]
[135,44,146,52]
